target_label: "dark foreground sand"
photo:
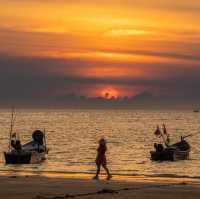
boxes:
[0,172,200,199]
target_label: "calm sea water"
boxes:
[0,109,200,178]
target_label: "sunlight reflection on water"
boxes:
[0,109,200,177]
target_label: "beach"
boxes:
[1,172,200,199]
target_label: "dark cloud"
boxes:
[0,54,200,107]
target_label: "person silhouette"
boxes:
[15,140,22,152]
[93,138,112,180]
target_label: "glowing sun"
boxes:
[101,87,119,99]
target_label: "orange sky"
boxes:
[0,0,200,99]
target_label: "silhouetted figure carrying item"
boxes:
[93,138,112,180]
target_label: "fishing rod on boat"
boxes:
[182,132,200,139]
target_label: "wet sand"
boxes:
[0,172,200,199]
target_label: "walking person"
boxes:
[93,138,112,180]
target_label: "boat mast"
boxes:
[8,107,16,151]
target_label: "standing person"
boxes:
[93,138,112,180]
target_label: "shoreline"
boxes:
[1,169,200,182]
[1,169,200,185]
[1,171,200,199]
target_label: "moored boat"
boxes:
[150,124,191,161]
[3,108,48,164]
[150,139,190,161]
[4,129,48,164]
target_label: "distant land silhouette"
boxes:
[46,91,199,109]
[0,90,199,109]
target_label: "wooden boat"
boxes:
[4,130,48,164]
[150,138,190,161]
[3,108,48,164]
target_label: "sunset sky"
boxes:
[0,0,200,104]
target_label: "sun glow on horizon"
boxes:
[101,87,120,99]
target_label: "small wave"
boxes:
[136,161,146,164]
[144,173,200,179]
[148,174,189,178]
[121,159,136,162]
[1,169,200,180]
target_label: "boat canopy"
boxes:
[22,130,45,151]
[22,140,45,151]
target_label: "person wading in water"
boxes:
[93,138,112,180]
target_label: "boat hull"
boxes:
[150,149,190,161]
[4,152,32,164]
[4,151,47,164]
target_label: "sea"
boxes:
[0,109,200,178]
